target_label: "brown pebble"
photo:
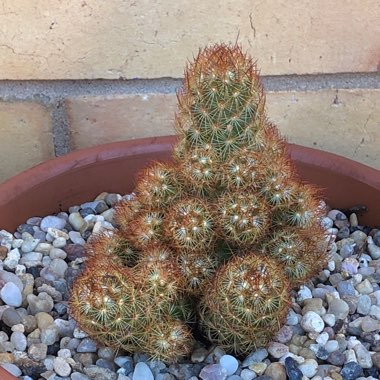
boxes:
[0,245,8,260]
[0,352,14,363]
[372,352,380,369]
[264,362,286,380]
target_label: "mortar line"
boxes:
[0,72,378,102]
[51,98,71,156]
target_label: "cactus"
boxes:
[70,43,328,361]
[199,254,291,354]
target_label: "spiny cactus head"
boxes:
[177,143,223,197]
[85,230,137,266]
[114,196,142,233]
[177,250,218,295]
[70,261,138,351]
[257,156,299,206]
[199,253,291,354]
[127,210,164,249]
[142,317,194,362]
[217,192,270,247]
[176,43,266,160]
[254,124,288,157]
[164,197,215,251]
[258,226,327,286]
[136,162,182,207]
[134,244,185,303]
[222,148,263,190]
[272,183,324,228]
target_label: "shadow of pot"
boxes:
[0,136,379,231]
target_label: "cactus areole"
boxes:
[70,44,329,362]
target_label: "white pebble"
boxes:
[40,216,66,232]
[301,311,325,333]
[21,238,40,253]
[298,358,318,377]
[345,349,357,363]
[35,242,52,254]
[368,242,380,259]
[15,264,26,275]
[327,260,336,271]
[58,348,72,358]
[0,281,22,306]
[297,285,312,302]
[52,237,67,248]
[316,332,329,346]
[325,340,339,353]
[4,248,21,270]
[219,354,238,375]
[322,313,336,327]
[73,327,88,339]
[53,356,71,377]
[11,239,23,248]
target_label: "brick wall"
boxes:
[0,0,379,183]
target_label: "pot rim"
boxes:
[1,136,379,199]
[0,366,18,380]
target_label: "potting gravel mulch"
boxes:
[1,191,380,380]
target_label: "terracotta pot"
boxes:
[0,136,379,380]
[0,135,379,233]
[0,367,18,380]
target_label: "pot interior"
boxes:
[0,136,379,231]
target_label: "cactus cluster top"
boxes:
[70,44,329,362]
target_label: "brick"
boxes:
[0,102,54,183]
[66,94,177,149]
[67,89,380,170]
[0,1,379,79]
[266,89,380,170]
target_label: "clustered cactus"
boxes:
[70,43,328,361]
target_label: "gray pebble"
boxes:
[327,298,349,320]
[28,342,48,361]
[69,231,86,245]
[27,292,54,314]
[41,324,60,345]
[10,330,27,351]
[354,343,373,368]
[114,356,134,373]
[357,294,372,315]
[242,348,268,367]
[2,307,22,327]
[71,373,90,380]
[77,337,98,353]
[337,280,356,297]
[84,365,118,380]
[48,258,68,278]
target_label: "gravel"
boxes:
[1,193,380,380]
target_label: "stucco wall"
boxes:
[0,1,379,182]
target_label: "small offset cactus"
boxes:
[70,43,328,360]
